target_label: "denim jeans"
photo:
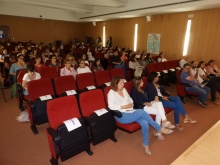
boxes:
[186,85,210,102]
[161,96,186,124]
[115,109,161,146]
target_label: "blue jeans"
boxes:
[115,109,161,146]
[186,85,210,102]
[114,62,126,78]
[161,96,186,124]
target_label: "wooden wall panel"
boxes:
[0,15,85,44]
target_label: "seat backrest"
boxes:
[94,70,111,87]
[164,60,172,70]
[47,96,81,130]
[176,69,182,83]
[110,68,124,79]
[16,69,28,84]
[142,77,148,89]
[156,62,165,72]
[79,89,107,117]
[54,76,77,96]
[40,66,59,79]
[28,78,55,101]
[124,81,133,94]
[76,72,95,90]
[103,86,111,105]
[147,63,157,73]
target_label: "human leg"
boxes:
[187,85,209,102]
[144,104,162,125]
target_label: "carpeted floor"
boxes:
[0,84,220,165]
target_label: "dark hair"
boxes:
[146,53,151,59]
[191,61,195,64]
[35,54,42,60]
[198,61,205,68]
[130,54,136,62]
[148,72,158,82]
[93,58,101,67]
[27,64,35,72]
[183,63,191,68]
[17,53,24,59]
[208,60,215,65]
[110,76,123,91]
[132,76,142,89]
[50,55,56,59]
[159,52,163,58]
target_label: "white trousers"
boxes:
[143,101,166,125]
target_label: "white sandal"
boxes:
[162,121,175,129]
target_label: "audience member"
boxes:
[92,58,104,72]
[157,52,167,62]
[77,59,92,74]
[180,63,211,108]
[130,76,175,140]
[108,76,173,155]
[60,59,77,79]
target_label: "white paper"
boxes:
[65,90,77,96]
[87,85,96,90]
[124,79,127,83]
[176,67,181,70]
[170,68,175,71]
[163,70,168,73]
[39,95,52,101]
[105,82,111,86]
[157,72,161,76]
[94,108,108,116]
[63,117,82,132]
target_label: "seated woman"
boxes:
[130,76,175,140]
[207,60,220,77]
[60,59,77,79]
[146,53,156,64]
[92,58,104,72]
[77,59,92,74]
[129,54,144,77]
[22,64,41,96]
[34,54,47,73]
[49,55,60,69]
[66,53,77,68]
[108,76,173,155]
[9,54,26,83]
[157,52,167,62]
[146,72,196,131]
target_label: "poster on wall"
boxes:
[147,33,160,54]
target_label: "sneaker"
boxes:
[198,100,206,108]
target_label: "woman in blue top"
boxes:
[9,54,26,83]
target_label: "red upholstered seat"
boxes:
[124,80,133,94]
[76,72,95,91]
[110,68,124,79]
[146,63,157,73]
[47,96,93,164]
[156,62,165,72]
[40,66,59,79]
[94,70,111,87]
[79,89,117,145]
[54,75,77,96]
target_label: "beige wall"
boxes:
[1,8,220,65]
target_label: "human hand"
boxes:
[162,96,170,101]
[154,96,159,102]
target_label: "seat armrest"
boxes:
[109,109,122,118]
[82,116,93,125]
[47,128,61,144]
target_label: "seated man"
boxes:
[180,63,210,108]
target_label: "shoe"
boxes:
[197,100,206,108]
[142,144,151,156]
[175,124,184,131]
[183,118,197,124]
[162,121,175,129]
[158,127,173,134]
[154,132,164,140]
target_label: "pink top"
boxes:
[60,67,77,79]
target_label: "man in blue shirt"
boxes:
[180,63,210,108]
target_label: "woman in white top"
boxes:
[60,59,77,79]
[157,52,167,62]
[22,64,41,96]
[77,59,92,74]
[107,76,173,156]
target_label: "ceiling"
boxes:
[0,0,220,22]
